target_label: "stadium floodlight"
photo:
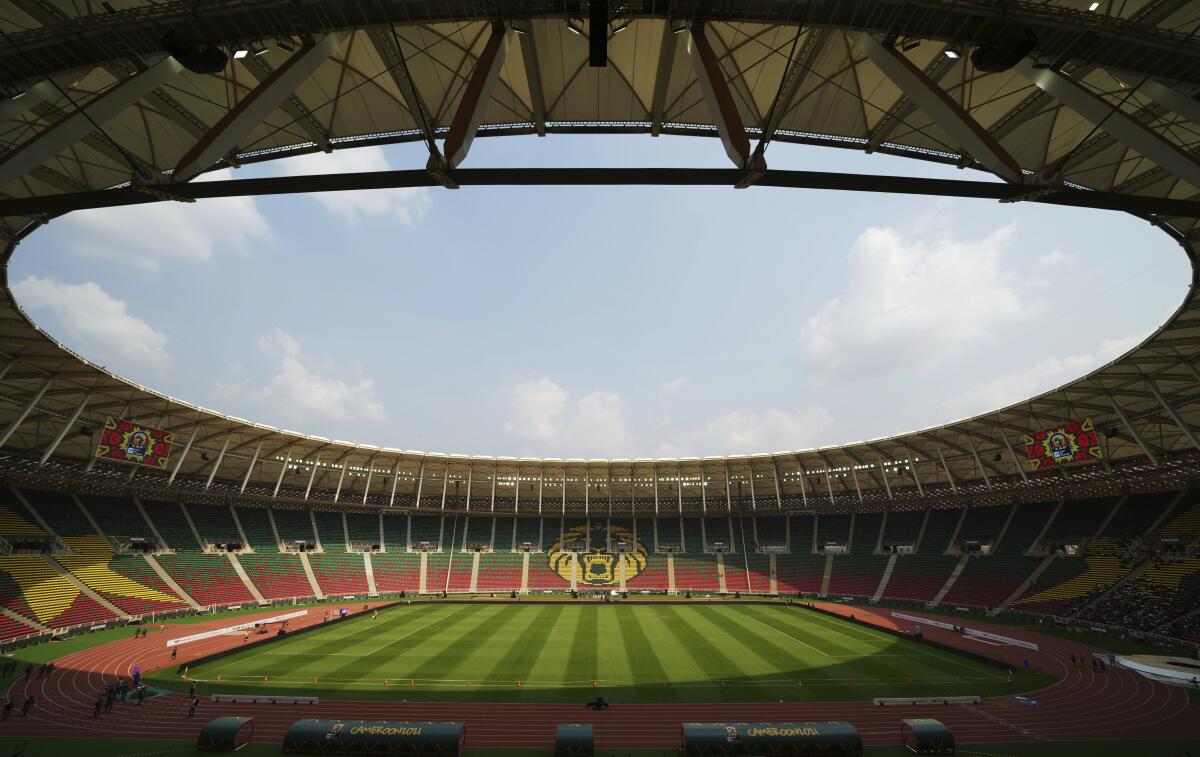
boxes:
[611,20,629,35]
[566,22,583,35]
[232,48,249,59]
[944,48,961,59]
[1089,2,1100,10]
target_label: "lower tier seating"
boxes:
[775,554,824,594]
[625,553,669,591]
[672,553,720,592]
[1013,556,1112,615]
[308,552,369,596]
[156,553,254,606]
[239,553,313,599]
[56,536,187,615]
[941,555,1044,608]
[886,555,960,602]
[476,552,523,592]
[444,553,474,592]
[0,614,34,641]
[372,553,421,592]
[0,555,117,628]
[827,554,888,597]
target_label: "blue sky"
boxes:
[10,134,1188,458]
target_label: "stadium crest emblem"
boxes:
[547,524,647,586]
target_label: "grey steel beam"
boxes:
[241,53,332,151]
[1014,58,1200,190]
[760,28,831,147]
[0,80,58,123]
[366,26,442,154]
[518,21,547,136]
[0,59,181,188]
[649,21,679,136]
[440,24,509,169]
[174,34,342,181]
[857,34,1022,183]
[686,22,759,171]
[1141,79,1200,129]
[38,391,89,465]
[0,378,51,448]
[867,43,954,150]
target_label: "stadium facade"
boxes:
[0,1,1199,645]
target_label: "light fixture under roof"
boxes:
[566,21,583,35]
[611,20,629,35]
[1089,1,1100,10]
[944,48,960,59]
[232,48,249,59]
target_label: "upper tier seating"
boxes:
[1041,497,1118,544]
[313,511,346,551]
[0,498,46,538]
[309,552,369,595]
[703,517,732,549]
[239,553,312,599]
[754,516,786,548]
[372,552,420,592]
[477,551,523,591]
[816,514,851,548]
[236,507,278,552]
[656,518,682,550]
[19,490,93,536]
[79,495,152,542]
[410,515,441,550]
[789,515,815,554]
[56,536,186,615]
[187,504,242,546]
[141,500,200,550]
[514,517,541,550]
[273,508,316,547]
[881,510,924,548]
[346,512,380,548]
[382,513,407,552]
[156,552,254,606]
[1100,492,1176,538]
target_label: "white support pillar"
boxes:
[537,464,544,515]
[0,379,51,449]
[747,465,758,511]
[854,33,1022,182]
[850,464,862,502]
[700,466,708,514]
[387,458,401,506]
[999,430,1029,483]
[205,434,232,490]
[676,464,684,515]
[825,470,835,506]
[906,456,924,496]
[1110,398,1158,466]
[1146,379,1200,452]
[39,391,89,465]
[878,460,893,500]
[514,461,521,513]
[333,461,348,502]
[362,457,376,505]
[490,462,497,512]
[464,464,473,512]
[273,445,295,497]
[1014,58,1200,189]
[724,461,734,513]
[794,456,808,509]
[414,458,426,507]
[440,465,450,510]
[0,59,183,187]
[771,459,783,509]
[967,437,992,489]
[240,440,263,493]
[440,24,510,169]
[304,454,322,499]
[935,443,957,493]
[167,425,199,484]
[174,34,343,181]
[653,466,660,515]
[585,467,590,517]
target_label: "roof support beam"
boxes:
[856,34,1022,183]
[205,434,232,489]
[0,58,181,188]
[241,55,331,151]
[38,391,89,465]
[1109,397,1158,466]
[1141,79,1200,130]
[168,425,198,484]
[366,27,441,154]
[686,22,763,173]
[0,80,58,123]
[439,23,509,169]
[174,34,342,181]
[240,440,263,493]
[1146,379,1200,453]
[649,22,679,136]
[517,21,547,136]
[0,378,50,448]
[760,29,830,148]
[867,44,954,151]
[1014,58,1200,190]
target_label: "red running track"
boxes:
[0,601,1197,749]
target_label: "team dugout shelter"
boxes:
[899,719,956,754]
[681,722,863,756]
[282,720,464,755]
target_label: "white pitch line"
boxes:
[737,610,831,658]
[361,610,461,656]
[800,608,986,674]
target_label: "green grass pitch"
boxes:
[168,602,1050,703]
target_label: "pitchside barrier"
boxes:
[168,610,310,647]
[798,604,1012,670]
[283,720,464,755]
[681,722,863,756]
[890,612,1039,651]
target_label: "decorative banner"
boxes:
[95,417,174,469]
[1023,418,1102,470]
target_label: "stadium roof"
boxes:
[1,0,1200,506]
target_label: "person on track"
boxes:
[93,697,102,719]
[2,700,14,721]
[187,696,199,719]
[21,696,35,716]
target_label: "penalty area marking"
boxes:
[724,610,831,658]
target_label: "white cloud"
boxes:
[244,328,387,424]
[658,405,834,457]
[662,377,689,394]
[1035,249,1075,269]
[12,275,171,374]
[505,379,631,456]
[945,335,1143,418]
[799,223,1030,381]
[270,146,432,226]
[505,377,568,441]
[54,169,269,272]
